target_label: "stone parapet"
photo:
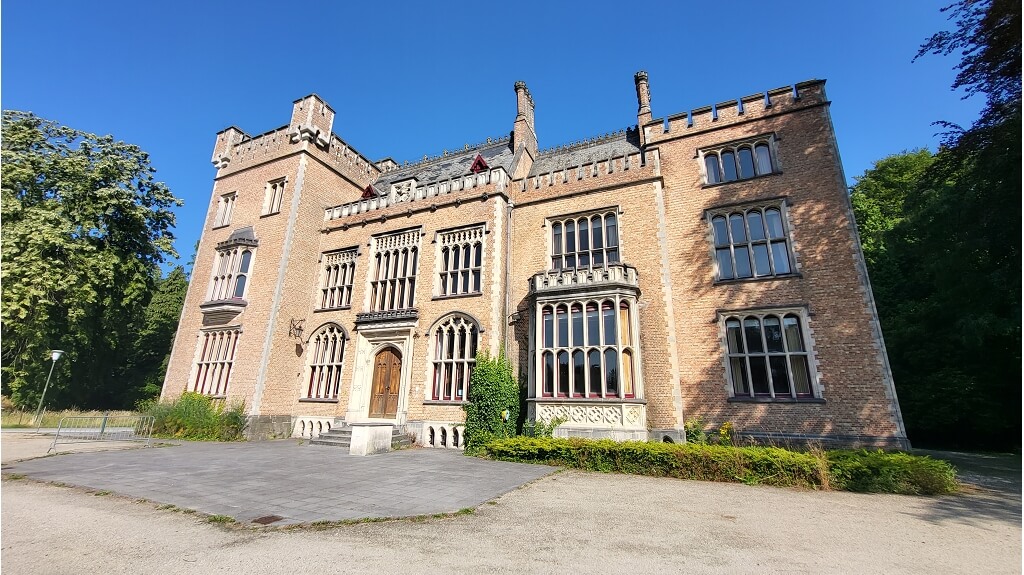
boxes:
[529,264,639,296]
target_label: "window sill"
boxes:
[432,292,482,301]
[260,211,280,218]
[527,397,646,404]
[299,398,339,403]
[423,400,467,406]
[714,272,802,285]
[313,306,352,313]
[727,397,825,404]
[701,171,782,189]
[212,224,230,230]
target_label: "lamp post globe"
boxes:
[32,350,65,429]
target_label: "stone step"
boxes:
[310,437,351,447]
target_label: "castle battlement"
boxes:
[520,149,653,192]
[645,80,826,143]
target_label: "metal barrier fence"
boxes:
[48,414,155,453]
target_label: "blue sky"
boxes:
[2,1,982,271]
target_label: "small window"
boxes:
[550,210,620,270]
[213,193,236,228]
[701,136,778,185]
[262,178,286,216]
[319,249,357,309]
[208,247,255,301]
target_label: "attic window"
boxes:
[469,154,489,174]
[361,185,376,199]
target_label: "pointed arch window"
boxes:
[723,310,816,400]
[549,210,620,270]
[369,229,420,311]
[436,225,485,297]
[304,324,347,400]
[209,247,255,301]
[431,315,479,401]
[701,135,779,185]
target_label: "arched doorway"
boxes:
[369,347,401,418]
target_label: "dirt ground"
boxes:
[1,434,1020,574]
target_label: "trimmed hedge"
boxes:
[481,437,957,495]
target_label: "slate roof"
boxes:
[529,129,642,177]
[370,139,515,194]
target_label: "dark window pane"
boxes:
[587,304,600,345]
[543,352,553,395]
[721,151,738,181]
[734,246,752,278]
[592,216,603,249]
[729,213,747,243]
[557,306,568,347]
[557,351,570,396]
[233,275,246,298]
[603,303,616,345]
[743,317,763,352]
[730,357,749,395]
[783,315,804,351]
[565,221,576,254]
[747,211,766,241]
[791,355,812,395]
[764,316,785,352]
[588,350,602,396]
[705,154,721,183]
[593,250,604,266]
[726,319,744,353]
[749,356,770,395]
[474,243,482,267]
[578,218,589,251]
[239,251,252,273]
[472,270,481,292]
[769,356,792,396]
[771,241,791,274]
[605,214,618,248]
[451,245,461,270]
[755,144,772,174]
[543,308,553,348]
[572,305,584,346]
[573,351,585,396]
[552,223,562,255]
[753,243,771,276]
[606,248,619,264]
[738,147,755,179]
[604,349,618,395]
[565,254,576,268]
[579,252,590,267]
[712,216,729,246]
[717,248,735,280]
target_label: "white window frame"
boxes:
[303,323,347,401]
[429,314,479,402]
[435,224,486,298]
[213,192,236,228]
[318,248,358,310]
[207,246,255,301]
[706,200,796,282]
[718,307,821,400]
[191,327,241,397]
[535,296,640,400]
[262,177,286,216]
[699,133,780,185]
[548,208,621,271]
[367,228,420,312]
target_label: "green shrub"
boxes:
[683,417,708,444]
[141,392,248,441]
[827,449,958,495]
[462,351,519,453]
[522,416,566,438]
[481,437,957,495]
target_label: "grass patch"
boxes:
[1,408,138,429]
[94,490,111,496]
[481,437,958,495]
[3,473,27,481]
[139,392,247,441]
[207,514,235,524]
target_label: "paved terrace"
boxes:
[4,441,556,525]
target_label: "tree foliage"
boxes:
[1,111,184,410]
[852,0,1020,449]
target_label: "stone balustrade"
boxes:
[529,264,639,294]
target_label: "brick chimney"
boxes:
[635,71,652,126]
[511,81,538,179]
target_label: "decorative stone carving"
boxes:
[534,401,645,430]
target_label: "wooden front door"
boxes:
[369,347,401,418]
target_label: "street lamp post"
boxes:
[32,350,65,430]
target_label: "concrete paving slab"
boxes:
[5,440,555,524]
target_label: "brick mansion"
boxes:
[161,72,909,449]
